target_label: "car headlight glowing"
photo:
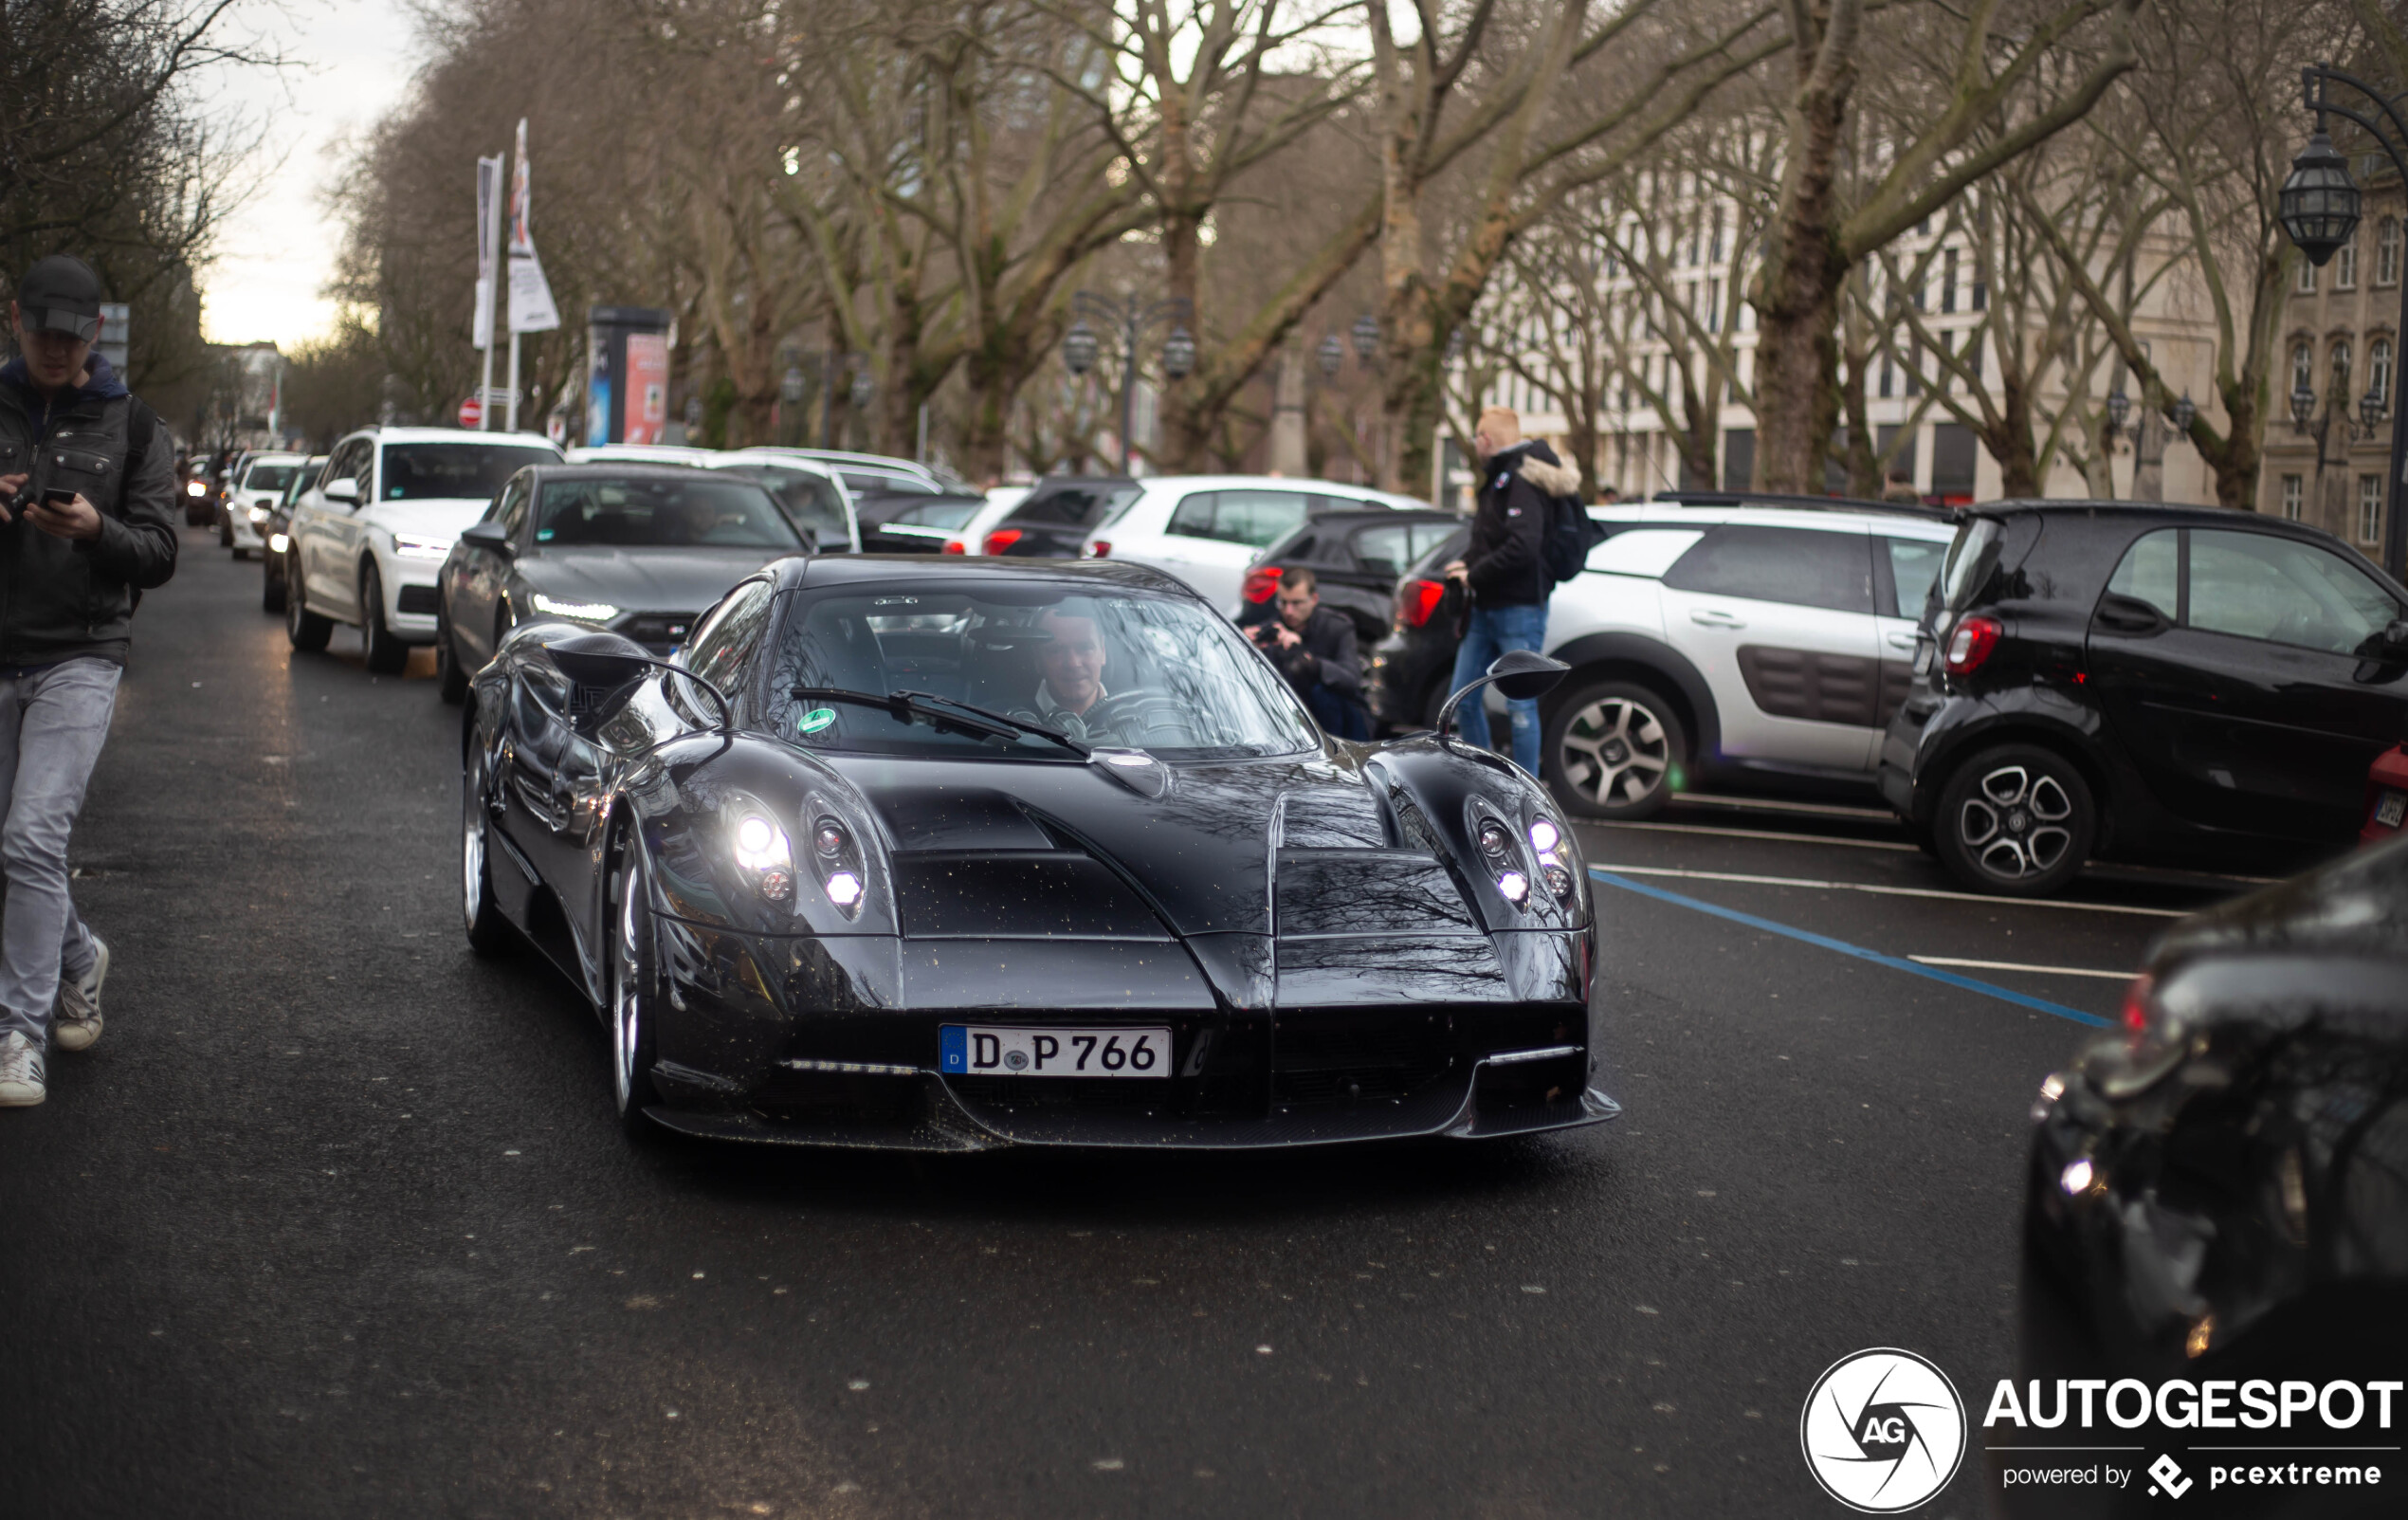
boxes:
[267,533,289,553]
[1528,817,1561,853]
[729,812,794,902]
[824,870,864,907]
[806,805,870,919]
[185,481,206,497]
[392,533,452,561]
[532,594,620,623]
[1496,870,1530,904]
[246,506,269,524]
[2059,1158,2097,1197]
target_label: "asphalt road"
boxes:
[1,532,2265,1519]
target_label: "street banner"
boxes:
[473,154,502,351]
[503,120,560,335]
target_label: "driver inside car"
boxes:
[1010,605,1176,747]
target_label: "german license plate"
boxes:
[940,1024,1171,1078]
[2379,790,2406,828]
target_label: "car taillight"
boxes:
[2119,971,2156,1035]
[1397,577,1446,628]
[1089,540,1111,558]
[1943,613,2002,675]
[940,540,967,554]
[1242,566,1284,604]
[983,528,1023,555]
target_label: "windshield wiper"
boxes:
[787,687,1087,758]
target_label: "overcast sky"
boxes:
[200,1,420,349]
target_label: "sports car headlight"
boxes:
[727,808,794,903]
[532,594,621,623]
[392,533,453,561]
[1527,814,1578,903]
[805,794,871,919]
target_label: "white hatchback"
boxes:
[1080,475,1432,613]
[225,451,307,559]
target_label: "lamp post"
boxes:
[1062,291,1195,473]
[2281,62,2407,577]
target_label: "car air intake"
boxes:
[395,585,441,615]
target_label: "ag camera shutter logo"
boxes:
[1801,1347,1967,1511]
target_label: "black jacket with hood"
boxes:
[1463,438,1580,609]
[0,352,179,667]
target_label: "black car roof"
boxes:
[771,553,1200,597]
[1650,488,1955,523]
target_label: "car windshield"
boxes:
[380,443,558,502]
[535,477,804,549]
[715,464,851,545]
[244,464,299,492]
[766,583,1317,760]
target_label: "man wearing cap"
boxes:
[0,255,179,1107]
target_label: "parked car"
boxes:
[285,426,563,672]
[934,485,1028,555]
[433,463,809,702]
[1074,476,1433,613]
[261,453,327,613]
[737,446,956,498]
[222,450,306,559]
[564,445,859,552]
[2366,743,2408,846]
[1230,508,1465,650]
[980,475,1142,560]
[1880,501,2408,895]
[1365,492,1957,816]
[853,491,991,555]
[2016,832,2408,1507]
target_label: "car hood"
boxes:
[520,546,793,613]
[359,498,492,540]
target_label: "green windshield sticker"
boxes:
[797,706,837,734]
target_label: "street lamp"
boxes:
[2106,389,2131,440]
[2282,62,2406,577]
[2166,392,2197,437]
[2292,382,2320,431]
[1351,313,1380,365]
[1317,335,1343,378]
[1065,291,1195,473]
[849,368,875,412]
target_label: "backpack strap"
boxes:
[124,397,157,482]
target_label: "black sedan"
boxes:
[2013,834,2408,1513]
[435,464,807,703]
[461,554,1614,1149]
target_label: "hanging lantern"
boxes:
[2292,383,2320,429]
[1317,335,1342,377]
[849,368,874,410]
[1351,313,1380,363]
[1063,320,1099,376]
[2279,130,2362,266]
[1162,326,1196,381]
[2167,392,2197,435]
[2106,390,2131,434]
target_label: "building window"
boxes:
[1879,355,1894,399]
[2381,218,2401,286]
[2374,337,2394,410]
[2292,340,2315,396]
[2332,339,2354,403]
[2297,258,2317,294]
[1706,278,1722,333]
[2282,474,2304,521]
[2361,474,2383,544]
[1942,247,1959,314]
[2338,239,2359,290]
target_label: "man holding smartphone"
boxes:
[0,255,179,1107]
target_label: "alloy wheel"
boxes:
[1557,695,1671,808]
[611,858,642,1116]
[462,751,488,934]
[1957,764,2074,880]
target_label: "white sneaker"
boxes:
[53,936,107,1053]
[0,1032,45,1107]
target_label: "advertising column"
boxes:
[584,307,673,446]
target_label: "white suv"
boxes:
[286,427,562,672]
[1534,499,1958,818]
[1078,475,1432,612]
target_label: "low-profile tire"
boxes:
[434,606,468,705]
[1542,680,1687,820]
[263,556,286,614]
[606,837,666,1138]
[362,563,409,674]
[285,575,333,651]
[1931,742,2096,897]
[461,742,515,956]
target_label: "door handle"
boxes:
[1887,631,1918,650]
[1689,608,1744,629]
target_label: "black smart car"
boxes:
[979,475,1141,558]
[2012,833,2408,1517]
[1880,502,2408,895]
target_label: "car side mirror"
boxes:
[321,477,358,506]
[1432,650,1569,736]
[542,636,736,734]
[460,520,514,557]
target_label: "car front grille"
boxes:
[1272,1010,1454,1108]
[395,585,441,615]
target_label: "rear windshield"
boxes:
[715,464,851,545]
[535,477,803,549]
[244,464,300,492]
[1006,482,1142,528]
[380,444,558,502]
[1939,519,2002,612]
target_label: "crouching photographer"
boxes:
[0,255,179,1108]
[1250,568,1371,740]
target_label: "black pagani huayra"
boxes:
[461,553,1616,1149]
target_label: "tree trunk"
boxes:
[1748,4,1855,492]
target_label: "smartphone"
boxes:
[40,488,75,506]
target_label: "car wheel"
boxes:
[1932,743,2095,897]
[263,554,286,614]
[435,604,467,705]
[607,836,665,1137]
[362,563,408,674]
[1542,681,1686,820]
[285,575,333,651]
[461,742,514,956]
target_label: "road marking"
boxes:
[1672,792,1896,820]
[1590,870,2111,1028]
[1590,863,2188,918]
[1908,956,2132,981]
[1594,820,1917,852]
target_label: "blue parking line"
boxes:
[1588,869,2113,1028]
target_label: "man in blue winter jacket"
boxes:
[1443,406,1579,776]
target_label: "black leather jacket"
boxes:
[0,355,179,666]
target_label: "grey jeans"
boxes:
[0,658,118,1046]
